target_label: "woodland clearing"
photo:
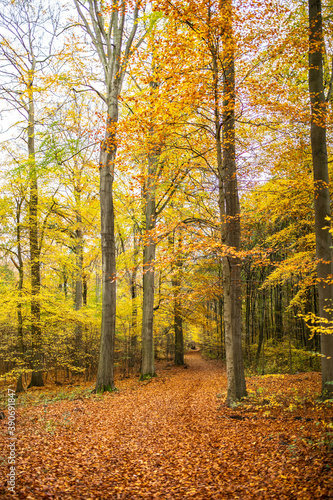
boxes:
[0,351,332,500]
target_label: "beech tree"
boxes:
[0,0,61,387]
[308,0,333,398]
[218,0,247,403]
[157,0,247,403]
[171,229,184,365]
[73,0,146,392]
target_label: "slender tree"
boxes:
[219,0,246,403]
[73,0,145,392]
[0,0,61,387]
[141,136,159,377]
[172,230,184,365]
[308,0,333,398]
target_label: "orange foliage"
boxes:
[0,351,332,499]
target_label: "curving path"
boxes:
[1,352,330,499]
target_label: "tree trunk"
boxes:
[16,202,25,393]
[95,108,117,392]
[27,64,43,388]
[141,150,157,378]
[129,225,138,370]
[274,284,283,341]
[174,293,184,365]
[141,70,163,379]
[73,0,141,392]
[308,0,333,398]
[213,0,247,405]
[255,291,265,368]
[130,273,138,369]
[83,275,87,306]
[172,232,184,365]
[245,265,251,358]
[74,210,83,366]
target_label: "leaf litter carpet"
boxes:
[1,351,332,499]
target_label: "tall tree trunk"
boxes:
[73,0,141,393]
[129,225,138,369]
[141,65,164,379]
[218,295,224,359]
[27,63,43,388]
[308,0,333,398]
[74,209,83,366]
[255,291,265,369]
[63,269,68,298]
[95,107,118,392]
[15,202,25,393]
[172,232,184,365]
[83,274,87,306]
[141,147,157,378]
[245,264,251,358]
[214,0,246,405]
[274,284,283,341]
[174,291,184,365]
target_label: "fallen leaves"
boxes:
[0,352,332,499]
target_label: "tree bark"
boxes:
[141,147,157,378]
[214,0,246,405]
[129,225,139,369]
[174,298,184,365]
[308,0,333,398]
[15,200,25,393]
[73,0,141,392]
[274,284,283,341]
[74,208,83,366]
[27,63,43,388]
[95,109,117,392]
[255,291,265,370]
[172,232,184,365]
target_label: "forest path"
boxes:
[1,353,331,500]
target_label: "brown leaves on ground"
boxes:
[0,352,332,499]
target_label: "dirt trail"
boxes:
[1,352,331,500]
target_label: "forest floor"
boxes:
[0,351,332,500]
